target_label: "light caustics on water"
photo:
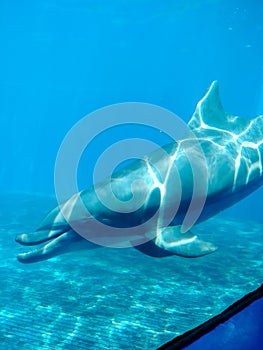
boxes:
[193,100,263,191]
[187,81,263,194]
[15,81,263,263]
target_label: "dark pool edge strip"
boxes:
[157,283,263,350]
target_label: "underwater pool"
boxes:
[1,194,262,349]
[1,0,263,349]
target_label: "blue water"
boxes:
[1,1,263,349]
[186,296,263,350]
[2,194,263,349]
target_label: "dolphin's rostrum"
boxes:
[16,81,263,263]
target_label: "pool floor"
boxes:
[1,194,263,349]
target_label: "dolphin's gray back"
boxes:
[186,81,263,213]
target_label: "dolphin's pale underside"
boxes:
[16,81,263,263]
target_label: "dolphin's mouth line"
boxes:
[15,227,69,246]
[15,227,75,263]
[15,229,73,263]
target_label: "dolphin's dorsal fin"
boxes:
[188,81,227,130]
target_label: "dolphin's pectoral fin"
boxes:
[133,238,175,258]
[157,226,217,257]
[135,226,217,258]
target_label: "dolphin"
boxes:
[16,81,263,263]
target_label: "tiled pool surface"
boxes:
[1,194,263,349]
